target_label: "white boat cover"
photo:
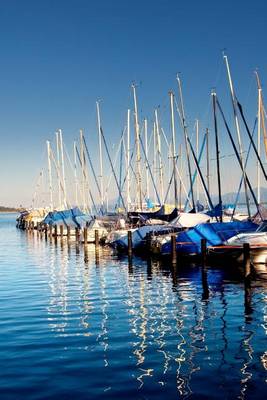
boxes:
[225,232,267,245]
[170,212,210,228]
[116,224,168,249]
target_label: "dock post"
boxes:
[75,227,80,242]
[54,225,58,238]
[67,226,70,241]
[146,232,152,252]
[84,245,89,263]
[84,227,88,244]
[49,224,53,238]
[44,224,48,240]
[201,266,209,300]
[171,234,177,265]
[201,239,207,266]
[60,225,64,238]
[95,229,99,247]
[243,243,253,316]
[95,230,100,265]
[37,223,41,237]
[128,230,133,257]
[243,243,251,279]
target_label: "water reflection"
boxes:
[10,227,267,399]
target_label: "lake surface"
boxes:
[0,213,266,399]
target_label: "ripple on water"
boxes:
[0,214,267,399]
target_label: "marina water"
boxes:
[0,213,266,399]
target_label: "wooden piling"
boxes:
[49,224,53,238]
[128,230,133,256]
[75,227,80,242]
[95,229,99,247]
[146,232,152,252]
[171,234,177,265]
[201,239,207,265]
[84,245,89,263]
[60,225,64,238]
[243,243,251,279]
[201,266,209,301]
[44,224,48,240]
[95,248,100,265]
[54,225,58,237]
[67,226,70,241]
[84,227,88,244]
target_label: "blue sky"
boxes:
[0,0,266,207]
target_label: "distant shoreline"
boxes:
[0,208,22,213]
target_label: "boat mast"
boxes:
[223,53,251,218]
[73,141,78,206]
[255,70,262,204]
[206,128,210,195]
[100,126,127,211]
[176,74,195,211]
[255,70,267,158]
[170,91,178,208]
[96,101,104,212]
[80,129,87,212]
[132,84,142,210]
[196,119,199,203]
[55,131,62,208]
[155,109,164,204]
[153,121,157,204]
[144,118,150,202]
[212,91,223,222]
[46,140,53,211]
[58,129,67,209]
[127,109,131,212]
[179,143,182,210]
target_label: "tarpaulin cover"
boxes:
[161,221,257,255]
[205,203,223,218]
[43,207,91,228]
[115,224,181,249]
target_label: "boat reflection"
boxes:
[23,230,267,397]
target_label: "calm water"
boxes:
[0,213,266,399]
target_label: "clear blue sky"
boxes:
[0,0,266,207]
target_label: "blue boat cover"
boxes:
[146,198,154,209]
[161,221,257,255]
[43,207,91,228]
[205,203,223,218]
